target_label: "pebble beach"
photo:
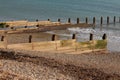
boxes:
[0,49,120,80]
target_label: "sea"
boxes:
[0,0,120,21]
[0,0,120,52]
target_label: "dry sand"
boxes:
[0,49,120,80]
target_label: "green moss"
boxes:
[80,41,91,45]
[60,40,74,47]
[0,23,8,28]
[76,41,92,49]
[60,40,107,50]
[95,40,107,49]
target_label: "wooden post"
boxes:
[36,25,39,27]
[36,19,38,22]
[93,17,96,29]
[4,34,8,49]
[77,18,80,24]
[102,33,107,40]
[52,34,57,41]
[90,33,93,41]
[72,34,76,39]
[86,17,88,24]
[68,18,71,24]
[107,16,109,25]
[5,25,9,28]
[48,19,50,21]
[24,26,27,28]
[114,16,116,23]
[11,27,14,29]
[119,17,120,23]
[100,25,103,31]
[58,18,61,22]
[29,35,32,43]
[1,36,4,41]
[93,17,96,25]
[101,16,103,25]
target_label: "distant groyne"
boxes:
[0,16,119,34]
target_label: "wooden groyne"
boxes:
[0,18,94,34]
[0,23,92,34]
[0,33,107,52]
[0,16,120,34]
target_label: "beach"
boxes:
[0,49,120,80]
[0,0,120,80]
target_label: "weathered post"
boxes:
[119,17,120,23]
[48,19,50,21]
[1,36,4,41]
[77,18,80,24]
[90,33,93,41]
[102,33,107,40]
[100,16,103,31]
[29,35,32,43]
[11,27,14,29]
[36,19,38,22]
[6,25,9,28]
[93,17,96,25]
[52,34,57,41]
[36,25,39,27]
[24,26,27,28]
[114,16,116,23]
[58,18,61,22]
[72,34,76,39]
[93,17,96,29]
[4,32,8,49]
[68,18,71,24]
[101,16,103,25]
[107,16,109,25]
[86,17,88,24]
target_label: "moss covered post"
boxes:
[0,23,7,28]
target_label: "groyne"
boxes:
[0,33,107,54]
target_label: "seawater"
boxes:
[0,0,120,21]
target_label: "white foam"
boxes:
[67,27,120,52]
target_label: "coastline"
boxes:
[0,19,120,79]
